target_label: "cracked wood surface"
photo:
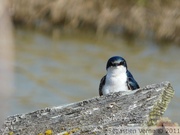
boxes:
[0,81,174,135]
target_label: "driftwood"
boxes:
[0,81,174,135]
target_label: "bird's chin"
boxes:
[110,66,119,69]
[107,67,117,72]
[110,66,122,70]
[107,66,126,75]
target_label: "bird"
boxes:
[99,56,140,96]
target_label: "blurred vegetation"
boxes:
[9,0,180,43]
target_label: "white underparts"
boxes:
[102,66,128,95]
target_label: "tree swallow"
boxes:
[99,56,140,96]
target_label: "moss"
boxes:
[147,84,174,126]
[45,129,53,135]
[9,132,14,135]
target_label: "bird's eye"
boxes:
[119,61,124,65]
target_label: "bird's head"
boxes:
[106,56,128,74]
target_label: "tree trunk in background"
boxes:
[0,0,14,126]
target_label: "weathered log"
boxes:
[0,81,174,135]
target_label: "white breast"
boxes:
[102,66,128,95]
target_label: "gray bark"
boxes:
[0,81,174,135]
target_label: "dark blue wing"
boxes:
[126,70,140,90]
[99,75,106,96]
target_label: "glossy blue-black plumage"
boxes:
[126,70,140,90]
[99,56,140,96]
[106,56,127,70]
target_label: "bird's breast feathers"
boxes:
[102,72,128,95]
